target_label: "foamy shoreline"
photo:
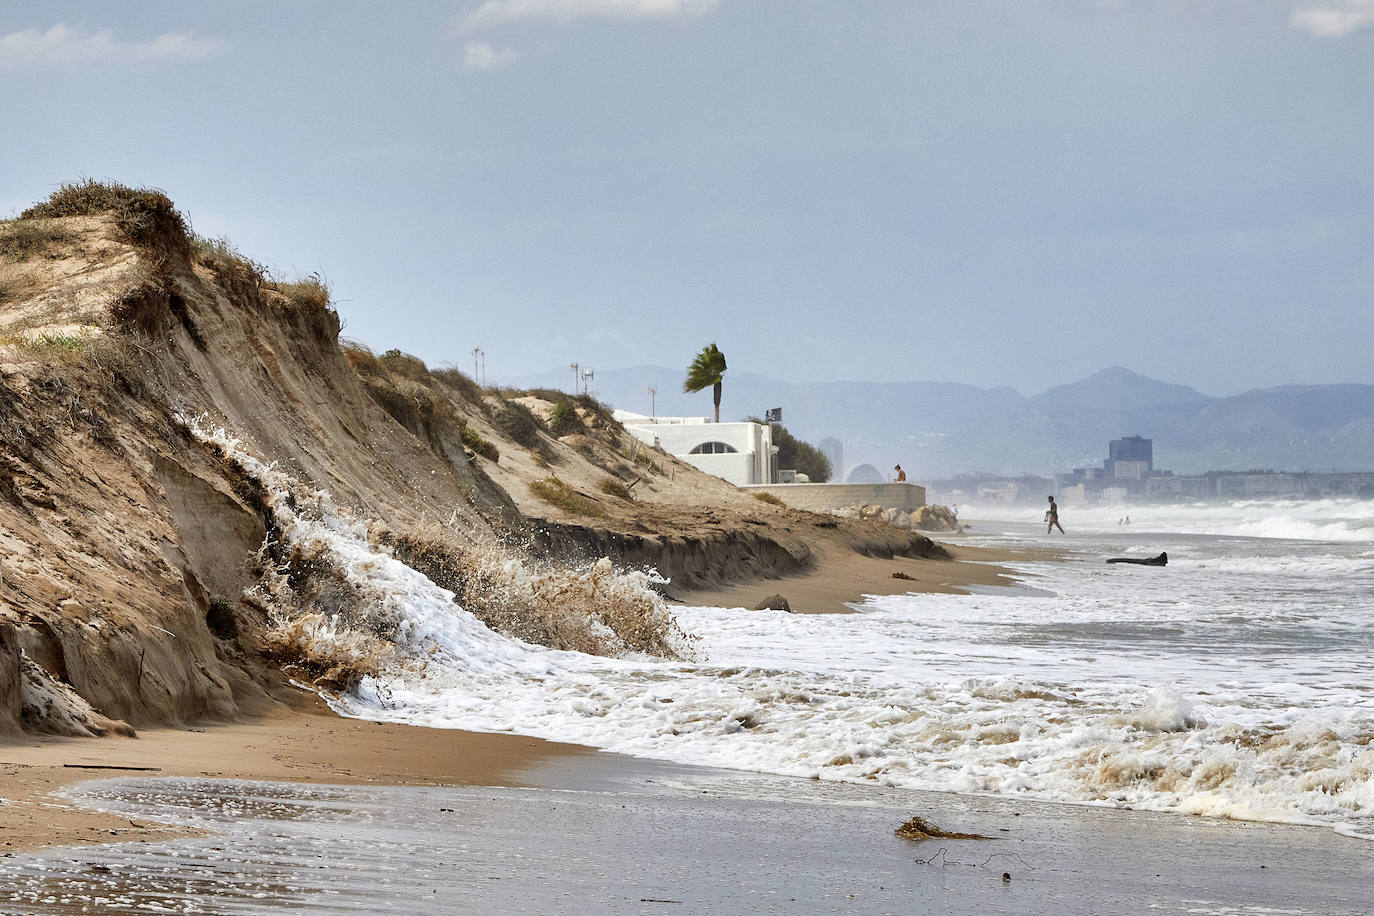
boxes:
[6,753,1373,914]
[0,484,1031,860]
[4,504,1371,911]
[4,646,1371,911]
[0,534,1035,855]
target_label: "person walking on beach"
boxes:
[1046,496,1065,535]
[894,465,906,482]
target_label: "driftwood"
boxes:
[895,815,990,841]
[1106,551,1168,566]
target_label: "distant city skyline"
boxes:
[3,2,1371,396]
[513,362,1374,478]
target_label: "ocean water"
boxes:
[189,424,1374,841]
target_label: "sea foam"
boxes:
[1020,497,1374,543]
[187,419,1374,839]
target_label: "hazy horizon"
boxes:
[496,361,1374,478]
[497,360,1368,401]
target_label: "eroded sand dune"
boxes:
[0,183,958,737]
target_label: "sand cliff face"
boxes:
[0,187,947,736]
[0,203,509,735]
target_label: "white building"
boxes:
[1112,459,1151,481]
[614,411,775,486]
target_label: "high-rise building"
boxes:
[818,437,843,481]
[1108,435,1152,479]
[1109,435,1152,464]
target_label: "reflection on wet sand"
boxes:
[2,774,1370,915]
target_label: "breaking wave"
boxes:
[185,419,1374,840]
[186,418,687,687]
[1056,498,1374,543]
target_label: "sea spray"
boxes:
[180,417,1374,840]
[182,416,688,689]
[970,497,1374,542]
[389,527,689,658]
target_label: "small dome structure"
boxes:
[846,463,883,483]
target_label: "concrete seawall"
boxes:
[742,482,926,512]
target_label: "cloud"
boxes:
[0,23,225,70]
[456,0,719,33]
[463,41,523,70]
[1291,0,1374,36]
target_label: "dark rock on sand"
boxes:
[1106,551,1168,566]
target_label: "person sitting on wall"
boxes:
[894,465,907,482]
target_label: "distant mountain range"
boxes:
[503,365,1374,478]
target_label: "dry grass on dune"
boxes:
[15,180,335,318]
[21,178,186,249]
[494,399,546,452]
[596,476,632,500]
[340,341,503,462]
[530,475,607,518]
[390,528,686,658]
[430,366,487,407]
[0,218,75,262]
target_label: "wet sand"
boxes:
[681,539,1057,613]
[3,761,1369,914]
[10,536,1360,913]
[0,536,1054,853]
[3,687,1370,913]
[0,694,598,853]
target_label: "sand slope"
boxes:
[0,186,966,741]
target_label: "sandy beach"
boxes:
[0,543,1015,852]
[2,538,1041,859]
[3,533,1371,914]
[4,703,1371,914]
[0,693,607,854]
[681,539,1054,613]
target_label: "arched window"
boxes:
[689,441,738,454]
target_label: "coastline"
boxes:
[15,528,1369,916]
[680,538,1057,613]
[0,693,603,853]
[0,534,1050,852]
[7,719,1371,914]
[5,537,1373,914]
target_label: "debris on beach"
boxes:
[1105,551,1168,566]
[894,816,990,841]
[829,503,962,533]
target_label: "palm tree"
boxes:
[683,342,727,422]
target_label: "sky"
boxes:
[2,1,1371,397]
